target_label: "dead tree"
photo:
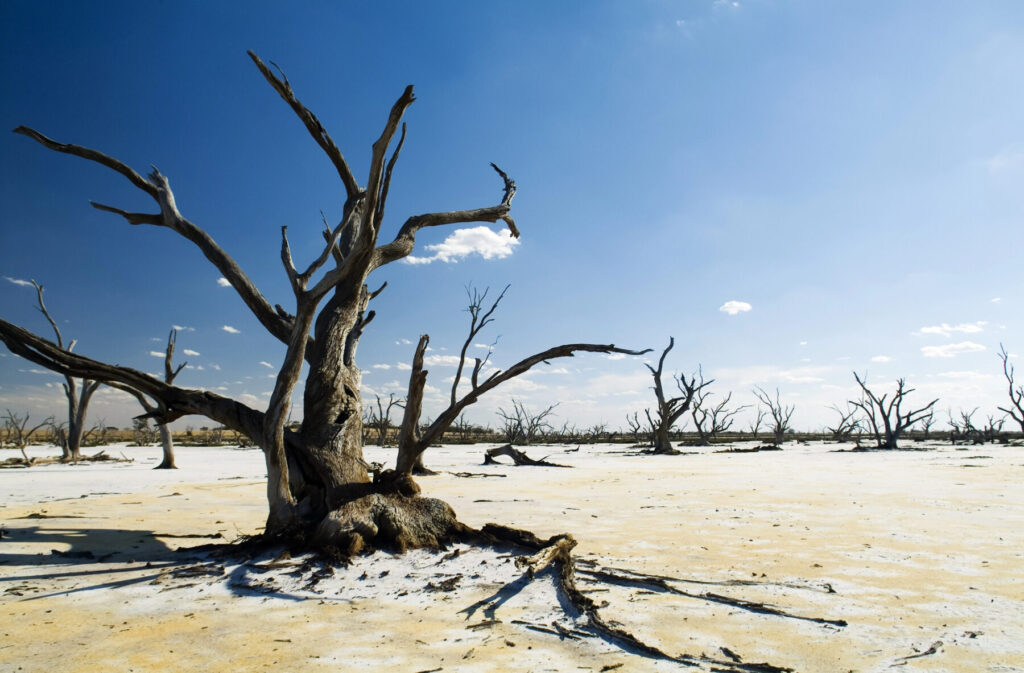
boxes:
[0,52,652,547]
[625,411,654,446]
[997,344,1024,433]
[22,281,101,461]
[947,408,979,444]
[752,386,795,446]
[367,393,402,447]
[3,410,53,463]
[643,338,706,454]
[826,402,862,442]
[851,372,938,449]
[983,414,1006,443]
[495,400,559,445]
[747,407,767,440]
[919,411,936,440]
[689,371,747,446]
[394,286,637,480]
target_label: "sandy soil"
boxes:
[1,440,1022,672]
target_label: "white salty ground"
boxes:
[1,440,1022,673]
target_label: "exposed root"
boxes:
[472,523,798,672]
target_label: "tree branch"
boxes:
[371,163,518,269]
[247,51,359,198]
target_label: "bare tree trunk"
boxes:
[155,424,176,469]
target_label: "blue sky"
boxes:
[1,1,1021,433]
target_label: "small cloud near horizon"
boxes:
[916,321,986,337]
[719,300,752,316]
[217,277,231,287]
[921,342,986,358]
[258,361,274,369]
[183,349,200,356]
[173,325,196,332]
[991,297,1001,303]
[148,351,164,358]
[222,325,240,334]
[871,355,892,363]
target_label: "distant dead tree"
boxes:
[947,408,978,444]
[997,344,1024,433]
[496,400,559,445]
[367,393,403,447]
[919,411,936,440]
[983,414,1006,443]
[752,386,795,446]
[747,407,767,440]
[689,371,747,446]
[22,281,101,461]
[643,337,706,454]
[625,411,654,446]
[851,372,938,449]
[110,329,186,468]
[826,402,862,442]
[394,285,643,481]
[3,410,53,463]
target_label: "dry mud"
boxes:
[1,441,1022,672]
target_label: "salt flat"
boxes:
[1,441,1022,672]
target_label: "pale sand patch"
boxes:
[2,441,1023,672]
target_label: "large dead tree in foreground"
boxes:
[997,344,1024,433]
[851,372,938,449]
[643,338,706,454]
[0,53,642,551]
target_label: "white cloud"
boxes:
[870,355,892,363]
[404,226,519,265]
[396,338,413,345]
[149,351,164,358]
[210,364,221,371]
[372,364,391,370]
[719,300,752,316]
[173,325,195,332]
[916,321,986,337]
[604,353,628,361]
[799,341,808,346]
[183,349,200,356]
[396,363,412,371]
[3,276,32,287]
[921,342,986,358]
[991,297,1001,303]
[217,277,231,287]
[985,146,1024,174]
[936,371,993,381]
[258,361,274,369]
[424,354,462,367]
[222,325,240,334]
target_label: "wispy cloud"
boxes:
[217,277,231,287]
[258,361,274,369]
[149,351,164,358]
[424,354,462,367]
[871,355,892,363]
[916,321,986,337]
[371,364,391,370]
[3,276,32,287]
[921,342,986,358]
[183,349,200,356]
[991,297,1002,303]
[985,145,1024,174]
[396,338,413,346]
[173,325,196,332]
[222,325,240,334]
[396,363,412,371]
[719,300,752,316]
[405,226,519,265]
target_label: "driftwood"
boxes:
[483,444,570,468]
